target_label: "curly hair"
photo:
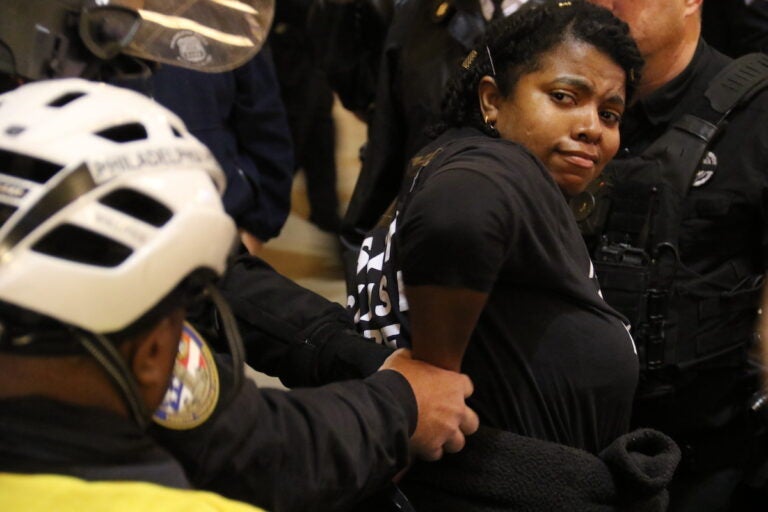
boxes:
[438,0,644,137]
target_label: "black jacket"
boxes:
[1,360,417,512]
[0,397,192,487]
[341,0,486,244]
[216,254,393,388]
[153,358,417,512]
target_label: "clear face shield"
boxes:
[79,0,274,72]
[0,0,274,81]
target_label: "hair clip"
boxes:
[485,45,497,76]
[629,68,636,83]
[462,50,478,70]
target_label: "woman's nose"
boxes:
[574,108,602,143]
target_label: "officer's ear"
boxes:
[128,309,185,411]
[686,0,703,17]
[478,76,502,126]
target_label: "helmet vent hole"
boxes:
[100,188,172,227]
[0,203,17,229]
[96,123,148,143]
[48,92,86,108]
[32,224,132,267]
[0,150,61,183]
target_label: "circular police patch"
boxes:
[692,151,717,187]
[152,322,220,430]
[171,31,212,66]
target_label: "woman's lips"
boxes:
[558,150,597,169]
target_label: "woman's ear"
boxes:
[478,76,502,126]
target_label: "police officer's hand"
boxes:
[379,348,479,461]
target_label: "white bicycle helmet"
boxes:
[0,78,236,334]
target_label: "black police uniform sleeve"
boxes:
[305,0,393,116]
[151,356,417,512]
[219,254,394,387]
[341,2,488,246]
[341,11,409,245]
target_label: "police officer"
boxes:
[583,1,768,510]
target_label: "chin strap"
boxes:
[73,281,245,431]
[207,282,245,403]
[76,329,150,430]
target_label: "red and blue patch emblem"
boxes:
[153,322,220,430]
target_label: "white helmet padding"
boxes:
[0,78,237,334]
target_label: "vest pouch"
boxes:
[586,149,690,372]
[593,250,650,329]
[672,262,762,367]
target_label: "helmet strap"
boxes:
[207,282,245,404]
[77,329,150,430]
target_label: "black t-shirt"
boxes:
[351,128,638,453]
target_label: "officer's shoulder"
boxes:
[747,85,768,112]
[722,85,768,133]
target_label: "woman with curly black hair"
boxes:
[351,2,679,509]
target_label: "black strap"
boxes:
[648,53,768,200]
[208,283,245,406]
[652,51,768,274]
[706,52,768,117]
[78,331,150,430]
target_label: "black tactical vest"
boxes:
[572,53,768,374]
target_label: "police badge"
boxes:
[153,321,220,430]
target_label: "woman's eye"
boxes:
[600,110,622,125]
[550,91,575,104]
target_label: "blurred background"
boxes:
[246,100,365,389]
[257,101,364,307]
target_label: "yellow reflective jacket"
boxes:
[0,473,268,512]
